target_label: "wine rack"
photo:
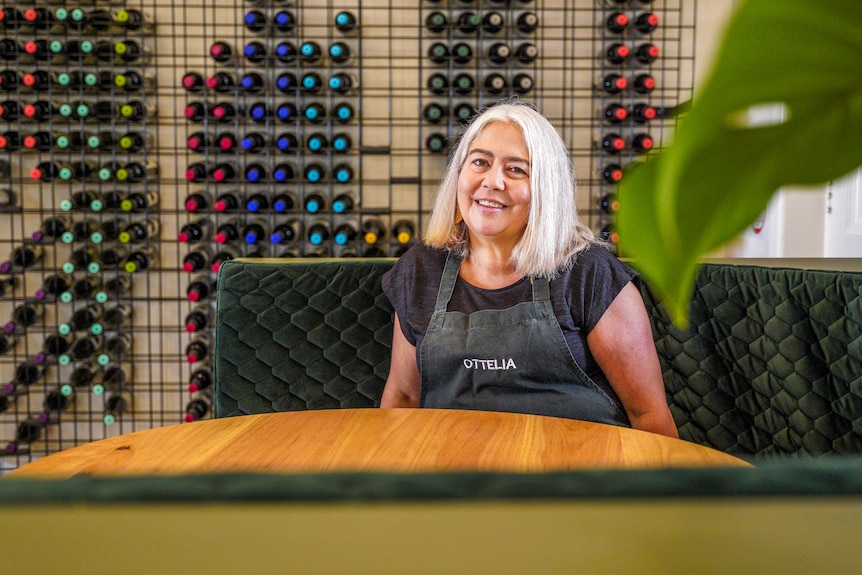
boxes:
[0,0,699,474]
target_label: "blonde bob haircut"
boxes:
[423,99,595,278]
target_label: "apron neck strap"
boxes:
[436,251,551,310]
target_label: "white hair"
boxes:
[424,100,595,277]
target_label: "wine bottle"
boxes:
[600,133,626,153]
[271,192,296,214]
[242,220,267,244]
[115,70,153,93]
[68,303,103,332]
[423,102,447,124]
[216,132,237,152]
[103,392,130,425]
[185,334,211,363]
[333,103,354,124]
[182,71,205,93]
[182,246,213,273]
[606,43,630,65]
[278,102,300,123]
[634,73,656,94]
[393,220,416,245]
[210,41,233,64]
[598,73,628,94]
[184,304,213,333]
[362,218,387,245]
[512,73,534,94]
[269,220,301,244]
[602,163,624,184]
[245,193,269,213]
[515,42,538,65]
[306,133,328,153]
[516,12,539,33]
[186,275,216,302]
[184,395,211,423]
[603,103,629,124]
[600,193,621,214]
[302,102,326,123]
[244,41,267,64]
[214,220,241,244]
[632,133,655,152]
[210,246,239,273]
[632,103,658,123]
[483,11,505,34]
[333,222,357,245]
[178,218,211,243]
[332,134,352,153]
[276,133,298,154]
[5,419,45,454]
[214,193,241,213]
[484,73,507,95]
[259,5,289,29]
[244,10,267,33]
[10,243,44,269]
[241,132,267,153]
[606,12,628,34]
[211,102,236,123]
[240,72,265,94]
[70,333,103,361]
[103,332,133,358]
[119,219,159,244]
[102,304,134,330]
[331,193,355,214]
[635,43,660,65]
[426,133,447,153]
[303,193,326,214]
[425,11,447,34]
[334,10,357,33]
[188,367,213,393]
[303,163,326,184]
[307,221,330,246]
[122,191,160,213]
[123,247,157,273]
[635,12,659,34]
[207,72,235,93]
[328,41,351,64]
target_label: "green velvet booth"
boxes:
[213,257,862,462]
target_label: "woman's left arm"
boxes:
[587,281,679,438]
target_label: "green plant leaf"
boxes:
[617,0,862,325]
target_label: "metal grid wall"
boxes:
[0,0,697,474]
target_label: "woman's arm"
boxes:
[587,282,679,438]
[380,314,422,408]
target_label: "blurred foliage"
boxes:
[617,0,862,325]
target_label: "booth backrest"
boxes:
[214,258,862,460]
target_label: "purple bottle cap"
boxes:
[33,352,46,364]
[4,322,15,334]
[0,261,11,273]
[3,382,15,394]
[37,412,49,424]
[5,442,16,454]
[33,289,46,301]
[31,231,44,242]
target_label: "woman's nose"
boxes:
[483,163,505,189]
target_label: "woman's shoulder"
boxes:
[383,243,449,292]
[565,242,635,278]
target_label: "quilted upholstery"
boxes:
[214,259,862,460]
[643,264,862,459]
[215,259,395,416]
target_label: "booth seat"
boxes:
[213,257,862,462]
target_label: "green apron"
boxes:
[419,252,629,426]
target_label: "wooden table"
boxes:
[6,408,749,477]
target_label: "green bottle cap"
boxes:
[90,323,103,336]
[61,262,76,274]
[98,168,113,181]
[114,42,127,56]
[92,384,105,396]
[58,104,73,117]
[103,414,116,425]
[119,136,133,149]
[90,232,104,244]
[120,199,134,212]
[116,10,129,23]
[59,291,74,304]
[118,231,131,244]
[56,135,70,149]
[89,199,104,212]
[61,231,75,244]
[114,74,127,88]
[84,73,98,87]
[95,291,108,304]
[58,354,71,366]
[87,262,101,274]
[56,72,71,85]
[97,354,110,366]
[58,323,72,335]
[60,384,73,397]
[59,199,73,211]
[124,261,138,273]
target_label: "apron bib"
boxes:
[419,252,628,425]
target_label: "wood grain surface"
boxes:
[7,408,750,477]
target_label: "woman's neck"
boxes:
[460,246,522,289]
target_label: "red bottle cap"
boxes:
[23,104,37,117]
[30,167,44,179]
[177,232,190,243]
[613,77,628,90]
[0,135,6,149]
[612,107,628,121]
[213,200,228,212]
[23,136,36,149]
[22,73,36,87]
[218,136,234,150]
[212,106,226,120]
[185,198,200,212]
[612,14,628,27]
[609,168,623,182]
[185,322,198,333]
[24,9,37,22]
[214,232,228,244]
[187,290,201,302]
[184,105,200,119]
[212,168,228,182]
[616,45,630,58]
[187,136,202,150]
[186,352,199,363]
[24,42,38,55]
[206,76,219,89]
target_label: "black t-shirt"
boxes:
[381,242,638,381]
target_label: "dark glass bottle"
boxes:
[207,72,235,93]
[186,276,216,303]
[184,304,213,333]
[178,218,212,243]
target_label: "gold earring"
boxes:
[454,206,463,225]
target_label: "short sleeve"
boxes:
[381,244,447,346]
[569,244,639,333]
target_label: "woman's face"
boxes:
[457,121,532,250]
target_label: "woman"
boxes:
[380,100,678,438]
